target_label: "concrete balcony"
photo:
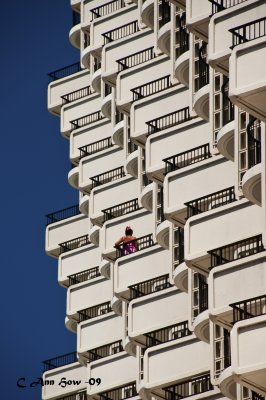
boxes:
[175,50,190,87]
[68,165,79,189]
[101,209,154,261]
[208,1,266,75]
[128,287,188,342]
[126,148,139,177]
[58,242,100,286]
[45,214,89,258]
[156,220,171,249]
[67,275,112,321]
[185,200,262,272]
[242,163,262,206]
[89,224,100,246]
[231,315,266,395]
[140,182,154,211]
[79,193,89,215]
[114,245,171,300]
[79,146,125,193]
[117,56,170,114]
[101,92,112,119]
[131,85,186,146]
[113,119,124,147]
[209,252,266,326]
[42,362,87,400]
[146,117,208,184]
[158,22,171,56]
[216,120,235,161]
[77,312,124,357]
[89,176,139,226]
[141,0,154,29]
[48,69,90,116]
[229,36,266,122]
[69,23,81,49]
[61,92,102,137]
[70,119,111,162]
[186,0,212,42]
[87,352,137,397]
[101,29,154,85]
[141,336,210,396]
[193,83,210,121]
[164,156,235,226]
[173,262,188,293]
[91,67,102,93]
[86,5,138,55]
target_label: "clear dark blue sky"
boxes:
[1,1,79,398]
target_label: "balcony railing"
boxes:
[61,86,92,104]
[252,393,265,400]
[59,235,90,254]
[208,234,264,269]
[221,78,235,125]
[163,373,213,400]
[184,187,236,219]
[230,17,266,49]
[90,166,126,189]
[48,62,82,82]
[68,266,100,286]
[91,0,124,21]
[70,111,104,131]
[115,233,155,259]
[129,274,171,300]
[230,295,266,324]
[115,109,123,124]
[159,0,171,29]
[79,137,113,159]
[88,340,123,362]
[176,12,189,58]
[78,301,112,322]
[131,75,172,101]
[145,321,191,348]
[209,0,248,15]
[198,43,209,89]
[117,47,156,72]
[60,391,87,400]
[72,11,80,26]
[199,275,208,313]
[146,107,191,135]
[247,118,261,169]
[102,199,141,222]
[43,352,77,372]
[163,144,211,175]
[102,20,139,44]
[46,204,80,225]
[99,382,137,400]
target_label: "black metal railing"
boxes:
[78,301,112,322]
[70,111,104,130]
[72,10,81,26]
[176,12,189,58]
[145,321,191,348]
[115,109,123,124]
[164,373,213,399]
[208,234,264,269]
[159,0,171,29]
[43,352,77,372]
[102,20,139,44]
[157,186,165,225]
[247,118,261,169]
[46,204,80,225]
[199,275,208,313]
[79,137,113,159]
[102,199,140,222]
[68,267,100,286]
[99,382,137,400]
[185,187,236,219]
[252,392,265,400]
[115,233,155,259]
[163,144,211,175]
[117,47,156,72]
[146,107,191,135]
[59,391,87,400]
[209,0,248,15]
[199,43,209,89]
[88,340,123,362]
[90,166,125,188]
[129,274,171,300]
[48,62,82,82]
[174,227,184,266]
[59,235,90,254]
[131,75,172,101]
[91,0,124,20]
[221,78,235,125]
[61,86,92,104]
[230,17,266,48]
[230,294,266,324]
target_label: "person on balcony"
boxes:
[114,226,137,255]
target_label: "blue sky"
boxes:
[1,1,79,398]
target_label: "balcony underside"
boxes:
[193,84,210,121]
[242,163,262,206]
[175,51,189,87]
[158,23,171,56]
[141,0,154,29]
[216,121,234,161]
[69,24,81,49]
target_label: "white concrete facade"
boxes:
[43,1,266,400]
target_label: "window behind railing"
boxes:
[214,326,231,379]
[90,166,126,188]
[59,235,90,254]
[247,118,261,169]
[173,226,184,271]
[129,274,171,300]
[192,272,208,320]
[230,295,266,324]
[88,340,123,362]
[68,266,100,286]
[164,373,213,399]
[99,382,137,400]
[159,0,171,29]
[175,11,189,59]
[144,321,191,348]
[78,301,112,322]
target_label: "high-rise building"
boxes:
[43,1,266,400]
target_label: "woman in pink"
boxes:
[114,226,137,255]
